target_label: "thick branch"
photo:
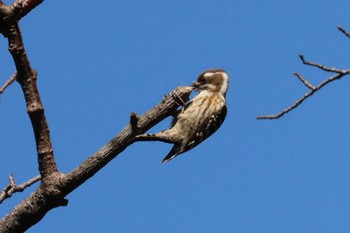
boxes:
[0,174,41,204]
[0,86,193,232]
[62,86,193,193]
[7,23,57,178]
[257,56,350,119]
[0,176,67,233]
[16,0,44,19]
[0,1,192,231]
[0,0,43,30]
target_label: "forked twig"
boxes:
[257,71,349,119]
[293,72,315,90]
[299,55,346,73]
[257,26,350,120]
[0,174,41,204]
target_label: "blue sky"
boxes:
[1,1,350,232]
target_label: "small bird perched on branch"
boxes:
[135,69,229,163]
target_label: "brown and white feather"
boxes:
[135,69,229,163]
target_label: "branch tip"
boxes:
[0,72,16,94]
[59,198,69,207]
[337,26,350,39]
[130,112,140,129]
[299,56,344,73]
[257,72,348,120]
[9,174,15,185]
[258,28,350,120]
[293,72,315,90]
[0,174,41,204]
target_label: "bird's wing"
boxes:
[183,104,227,152]
[162,104,227,163]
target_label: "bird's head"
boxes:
[192,69,229,96]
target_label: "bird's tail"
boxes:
[161,144,182,163]
[134,131,183,163]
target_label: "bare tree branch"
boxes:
[7,22,58,179]
[257,26,350,120]
[0,0,43,26]
[299,55,346,73]
[0,72,16,94]
[0,0,195,231]
[62,86,193,194]
[16,0,44,19]
[257,56,350,120]
[293,72,315,90]
[0,85,193,232]
[0,174,41,204]
[337,26,350,39]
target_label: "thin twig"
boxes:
[337,26,350,39]
[299,55,345,73]
[257,55,350,120]
[293,72,315,90]
[257,72,349,119]
[0,72,16,94]
[0,174,41,204]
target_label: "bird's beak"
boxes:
[192,81,200,89]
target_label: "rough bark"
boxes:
[0,1,193,231]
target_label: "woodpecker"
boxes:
[135,69,229,163]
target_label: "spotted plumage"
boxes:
[135,69,229,163]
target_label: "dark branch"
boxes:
[130,112,140,131]
[0,72,16,94]
[7,23,58,178]
[0,85,193,232]
[257,56,350,120]
[62,86,193,193]
[0,174,41,204]
[337,26,350,39]
[16,0,44,19]
[0,1,193,231]
[0,0,43,28]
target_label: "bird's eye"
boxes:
[198,76,206,84]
